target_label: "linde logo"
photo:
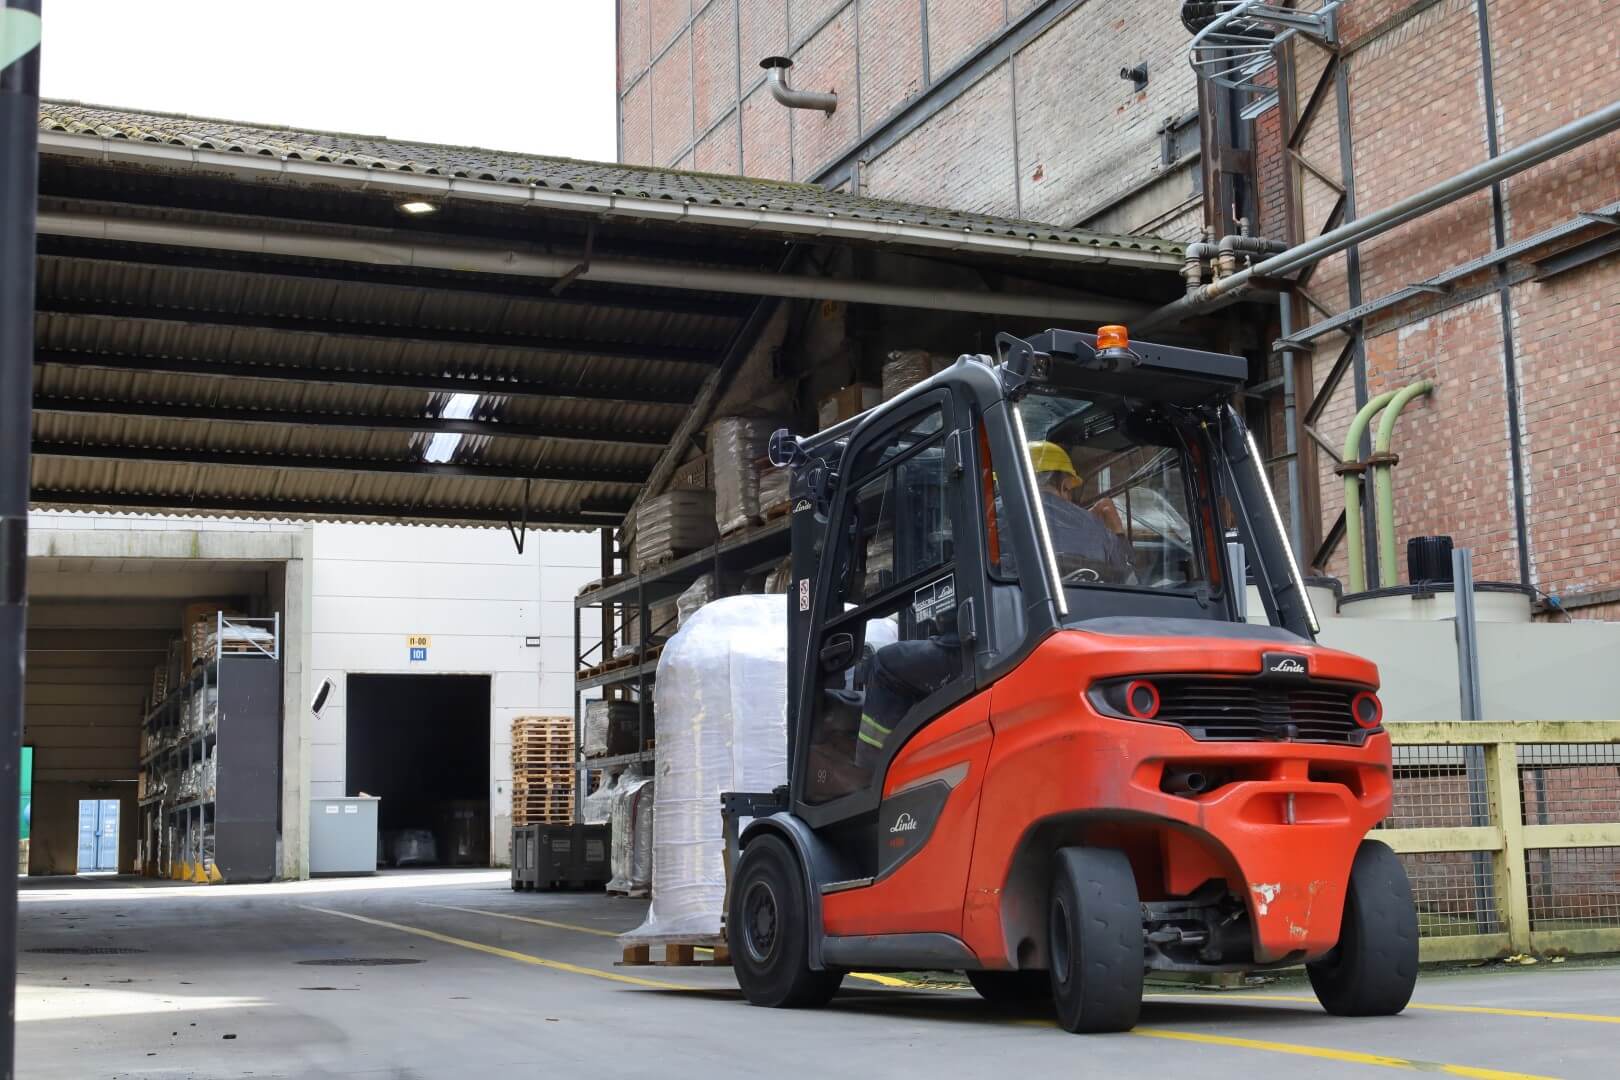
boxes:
[1269,657,1306,674]
[889,812,920,834]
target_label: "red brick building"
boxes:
[618,0,1620,619]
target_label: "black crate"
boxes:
[511,823,610,891]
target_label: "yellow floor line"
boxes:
[1130,1028,1557,1080]
[1149,991,1620,1026]
[301,905,693,991]
[418,902,626,938]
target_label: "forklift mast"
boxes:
[772,328,1318,800]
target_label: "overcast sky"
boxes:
[37,1,618,161]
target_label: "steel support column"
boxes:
[0,3,42,1071]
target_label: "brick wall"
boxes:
[616,0,1203,239]
[1264,0,1620,613]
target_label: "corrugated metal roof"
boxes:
[38,101,1185,259]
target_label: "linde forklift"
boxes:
[722,327,1419,1033]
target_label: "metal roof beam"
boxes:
[35,297,722,366]
[29,488,622,528]
[36,238,757,320]
[32,395,674,447]
[33,349,697,407]
[31,440,649,487]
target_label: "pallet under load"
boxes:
[510,715,574,827]
[621,937,731,967]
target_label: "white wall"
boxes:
[305,523,601,864]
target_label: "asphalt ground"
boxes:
[17,870,1620,1079]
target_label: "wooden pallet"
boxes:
[763,498,792,520]
[620,942,731,967]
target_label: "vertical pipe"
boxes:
[1373,379,1435,588]
[1,2,42,1070]
[1341,392,1396,593]
[1277,294,1306,562]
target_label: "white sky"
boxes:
[37,0,618,161]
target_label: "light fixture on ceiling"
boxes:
[398,200,438,215]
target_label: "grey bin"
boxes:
[309,796,380,875]
[512,823,609,891]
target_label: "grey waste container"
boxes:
[310,796,380,875]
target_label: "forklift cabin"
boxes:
[724,329,1416,1032]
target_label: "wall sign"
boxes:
[408,634,430,663]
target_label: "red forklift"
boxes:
[722,327,1418,1032]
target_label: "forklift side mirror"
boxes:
[993,332,1044,400]
[768,428,806,468]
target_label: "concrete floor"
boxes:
[17,871,1618,1080]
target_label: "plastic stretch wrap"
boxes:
[583,700,610,759]
[582,771,621,825]
[764,557,794,595]
[676,574,715,626]
[392,829,438,867]
[881,349,952,401]
[608,777,655,895]
[634,491,717,569]
[710,416,777,534]
[625,595,788,942]
[758,461,792,518]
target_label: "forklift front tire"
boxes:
[728,834,843,1009]
[1308,839,1419,1016]
[1048,847,1144,1033]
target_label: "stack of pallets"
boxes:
[511,715,576,826]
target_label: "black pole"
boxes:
[1,2,41,1074]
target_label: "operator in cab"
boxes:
[856,441,1135,765]
[1022,441,1135,585]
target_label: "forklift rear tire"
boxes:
[1048,847,1144,1033]
[729,834,843,1009]
[967,970,1050,1003]
[1307,839,1419,1017]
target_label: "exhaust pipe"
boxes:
[760,56,837,115]
[1162,768,1210,797]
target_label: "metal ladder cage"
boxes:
[1185,1,1341,120]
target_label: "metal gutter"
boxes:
[36,209,1152,323]
[37,130,1182,270]
[1137,98,1620,329]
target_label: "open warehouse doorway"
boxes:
[346,674,491,869]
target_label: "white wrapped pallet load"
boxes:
[623,594,788,944]
[582,770,622,825]
[710,416,776,534]
[607,776,655,896]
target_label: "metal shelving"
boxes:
[571,518,792,822]
[138,614,282,883]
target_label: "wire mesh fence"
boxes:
[1398,850,1502,937]
[1378,745,1490,830]
[1526,847,1620,929]
[1518,744,1620,826]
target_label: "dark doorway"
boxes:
[346,674,490,868]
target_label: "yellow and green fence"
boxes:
[1379,722,1620,962]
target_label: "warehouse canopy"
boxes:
[31,102,1189,529]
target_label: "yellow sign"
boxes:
[407,634,431,648]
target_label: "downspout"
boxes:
[1372,379,1435,588]
[1341,391,1396,593]
[760,57,837,114]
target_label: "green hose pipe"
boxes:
[1342,391,1397,593]
[1373,379,1436,588]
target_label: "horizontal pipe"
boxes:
[36,211,1146,324]
[1139,97,1620,329]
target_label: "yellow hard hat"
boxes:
[1027,440,1077,478]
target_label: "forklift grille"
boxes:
[1154,680,1367,745]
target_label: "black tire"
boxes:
[1047,847,1144,1033]
[1308,839,1419,1016]
[967,969,1050,1003]
[728,834,843,1008]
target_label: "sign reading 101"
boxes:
[408,634,430,663]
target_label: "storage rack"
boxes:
[137,614,282,883]
[572,518,792,819]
